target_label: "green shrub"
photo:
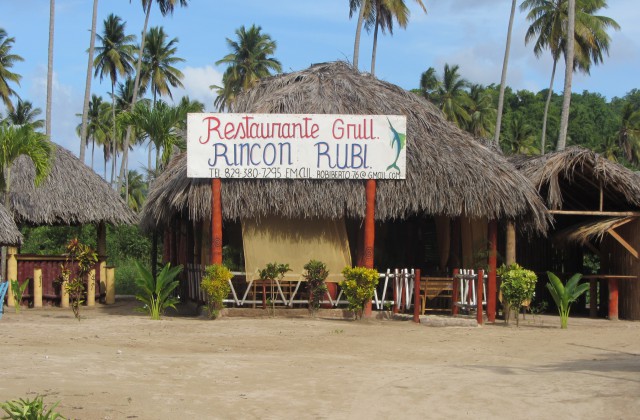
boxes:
[303,260,329,315]
[201,264,233,319]
[135,262,182,320]
[60,238,98,321]
[1,395,65,419]
[114,259,143,295]
[498,263,537,326]
[10,279,28,314]
[547,272,589,329]
[340,266,379,320]
[258,262,291,314]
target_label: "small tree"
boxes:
[60,238,98,320]
[134,262,182,320]
[9,279,28,313]
[340,266,379,320]
[303,260,329,316]
[498,263,537,326]
[546,272,589,329]
[258,262,291,314]
[201,264,232,319]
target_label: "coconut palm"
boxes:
[94,13,136,182]
[436,64,470,127]
[79,0,100,164]
[140,26,184,105]
[123,169,146,212]
[0,28,24,113]
[521,0,620,153]
[215,25,281,111]
[418,66,439,101]
[4,100,44,130]
[369,0,426,76]
[557,0,576,151]
[501,113,538,155]
[45,0,55,139]
[349,0,375,69]
[494,0,517,147]
[75,95,108,169]
[465,84,496,138]
[617,103,640,165]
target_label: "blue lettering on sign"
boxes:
[314,142,369,169]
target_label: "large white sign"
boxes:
[187,113,407,180]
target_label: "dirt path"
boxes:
[1,302,639,419]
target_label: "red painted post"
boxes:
[413,269,421,323]
[363,179,376,318]
[211,179,223,265]
[477,269,484,325]
[608,278,619,320]
[452,268,460,316]
[487,221,497,323]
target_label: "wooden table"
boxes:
[582,274,638,320]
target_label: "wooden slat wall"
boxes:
[604,219,640,319]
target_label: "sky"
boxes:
[1,0,638,177]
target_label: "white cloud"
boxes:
[170,65,223,112]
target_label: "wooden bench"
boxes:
[419,276,454,315]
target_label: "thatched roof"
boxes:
[0,203,22,246]
[554,217,634,245]
[511,146,640,211]
[141,61,548,231]
[9,146,136,226]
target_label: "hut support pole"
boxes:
[413,269,421,323]
[33,268,43,308]
[487,221,497,323]
[363,179,376,318]
[477,269,484,325]
[6,247,17,307]
[504,221,516,322]
[608,278,619,321]
[211,179,223,265]
[87,268,96,307]
[97,222,107,303]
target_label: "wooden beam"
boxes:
[548,210,640,217]
[607,228,639,259]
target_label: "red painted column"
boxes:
[487,221,497,323]
[477,269,484,325]
[211,179,223,265]
[608,278,619,320]
[363,179,376,318]
[413,269,421,323]
[452,268,460,316]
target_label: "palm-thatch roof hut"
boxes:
[0,203,22,247]
[511,146,640,320]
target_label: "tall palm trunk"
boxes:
[353,2,366,69]
[91,137,95,169]
[557,0,576,151]
[540,58,558,155]
[118,0,152,194]
[79,0,99,164]
[493,0,516,146]
[1,169,11,282]
[45,0,55,141]
[111,81,116,181]
[370,16,379,76]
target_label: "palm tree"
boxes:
[349,0,375,69]
[140,26,184,105]
[0,122,54,278]
[418,67,439,101]
[214,25,282,111]
[0,28,24,112]
[4,100,44,130]
[617,103,640,165]
[557,0,576,151]
[211,71,240,112]
[436,64,470,127]
[123,169,146,212]
[46,0,55,140]
[76,95,107,169]
[369,0,426,76]
[493,0,517,147]
[501,113,538,155]
[93,13,136,182]
[466,84,496,138]
[79,0,100,164]
[521,0,620,153]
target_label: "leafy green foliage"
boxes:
[546,272,589,329]
[340,267,379,320]
[498,263,538,326]
[60,239,98,321]
[201,264,232,319]
[134,261,182,320]
[1,395,65,419]
[258,262,291,314]
[303,260,329,315]
[9,279,28,313]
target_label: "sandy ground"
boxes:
[1,301,639,420]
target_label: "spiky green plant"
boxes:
[134,262,182,320]
[546,272,589,329]
[1,395,65,419]
[10,279,28,313]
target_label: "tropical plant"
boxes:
[349,0,375,69]
[1,395,65,420]
[134,261,182,320]
[214,25,281,111]
[617,102,640,164]
[436,64,470,127]
[60,238,98,320]
[0,28,24,112]
[494,0,517,146]
[4,100,44,130]
[123,169,146,212]
[497,263,537,326]
[546,271,589,328]
[303,260,329,315]
[258,262,291,314]
[340,266,379,320]
[557,0,576,151]
[466,84,496,138]
[45,0,55,139]
[501,113,538,155]
[79,0,99,164]
[10,279,28,313]
[418,66,439,101]
[521,0,620,153]
[200,263,232,319]
[140,26,184,105]
[75,95,107,169]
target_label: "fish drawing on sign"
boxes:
[386,119,406,172]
